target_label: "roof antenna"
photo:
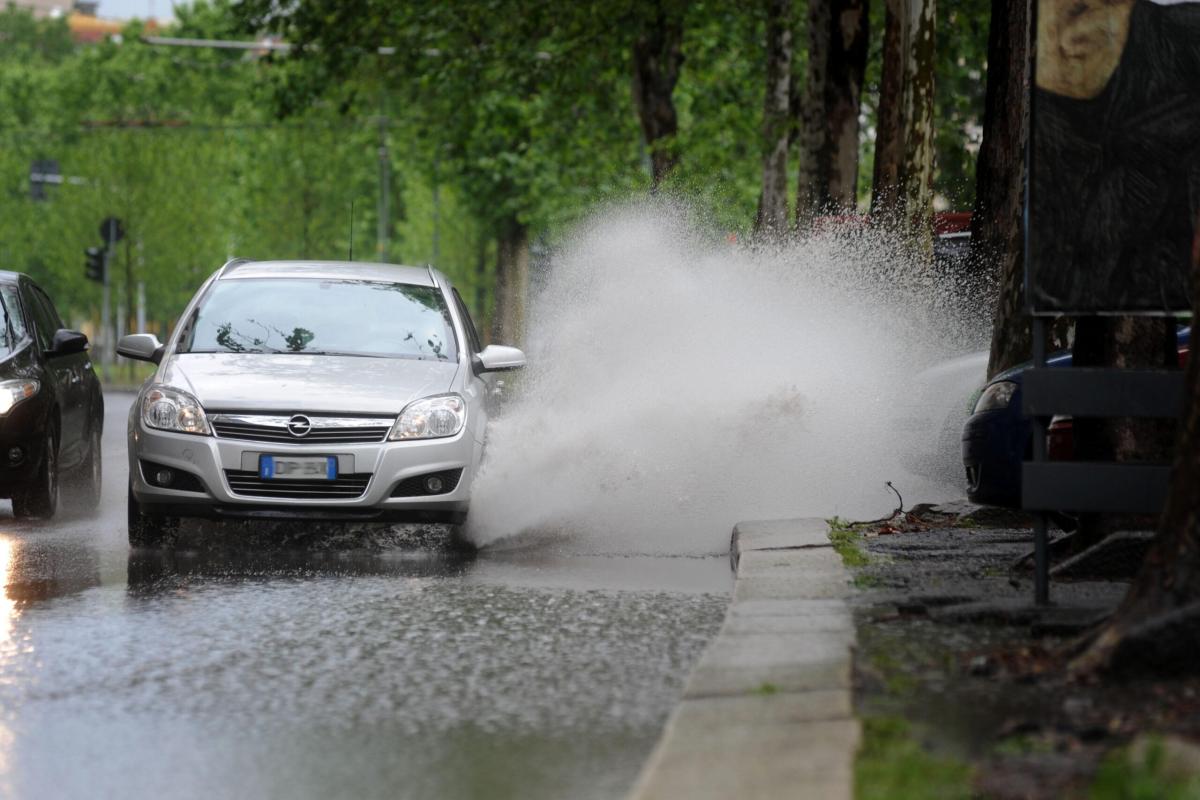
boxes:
[347,200,355,261]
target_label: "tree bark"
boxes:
[756,0,793,236]
[475,232,492,344]
[1075,224,1200,674]
[900,0,936,243]
[796,0,868,226]
[631,0,686,190]
[974,0,1031,379]
[870,0,905,218]
[491,218,530,347]
[866,0,935,251]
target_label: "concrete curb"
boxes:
[628,518,858,800]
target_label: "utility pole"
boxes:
[99,216,124,369]
[432,149,441,267]
[376,90,390,262]
[101,227,114,369]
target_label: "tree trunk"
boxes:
[491,218,529,347]
[974,0,1031,379]
[1075,226,1200,674]
[900,0,936,244]
[867,0,935,250]
[796,0,868,226]
[475,232,492,344]
[631,0,686,190]
[870,0,905,218]
[756,0,793,237]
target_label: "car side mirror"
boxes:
[48,329,89,358]
[474,344,526,373]
[117,333,165,364]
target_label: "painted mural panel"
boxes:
[1029,0,1200,314]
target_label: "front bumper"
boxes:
[961,407,1028,508]
[0,396,50,496]
[129,418,476,523]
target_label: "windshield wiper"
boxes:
[288,350,386,358]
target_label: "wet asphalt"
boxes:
[0,394,731,800]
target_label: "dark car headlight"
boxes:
[0,379,39,415]
[973,380,1017,414]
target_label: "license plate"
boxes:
[259,455,337,481]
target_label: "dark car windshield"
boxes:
[182,278,458,361]
[0,284,29,359]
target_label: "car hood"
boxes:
[160,353,460,415]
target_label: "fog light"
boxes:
[155,468,174,487]
[424,476,445,494]
[7,447,22,464]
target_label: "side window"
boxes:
[0,286,28,356]
[451,288,483,354]
[25,287,62,351]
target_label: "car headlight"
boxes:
[388,394,466,440]
[973,380,1017,414]
[0,379,39,415]
[142,385,210,435]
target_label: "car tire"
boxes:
[67,424,103,512]
[12,426,59,519]
[127,485,179,547]
[446,511,474,552]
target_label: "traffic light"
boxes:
[84,247,105,283]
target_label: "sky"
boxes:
[98,0,175,21]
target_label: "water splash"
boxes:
[468,203,991,554]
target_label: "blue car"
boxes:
[961,327,1191,508]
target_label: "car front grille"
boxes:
[210,414,393,445]
[223,469,372,499]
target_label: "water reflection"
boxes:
[0,537,14,650]
[0,537,102,606]
[0,537,17,797]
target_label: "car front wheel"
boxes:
[127,485,179,547]
[13,426,59,519]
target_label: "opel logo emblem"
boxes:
[287,414,312,437]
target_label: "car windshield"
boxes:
[182,278,458,361]
[0,285,28,359]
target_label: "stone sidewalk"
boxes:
[628,518,858,800]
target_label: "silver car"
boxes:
[117,259,524,546]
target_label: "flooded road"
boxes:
[0,394,731,800]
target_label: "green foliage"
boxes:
[933,0,990,210]
[828,516,871,567]
[858,0,989,211]
[0,0,996,334]
[0,1,490,331]
[856,716,974,800]
[1092,739,1200,800]
[668,0,764,233]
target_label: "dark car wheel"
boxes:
[13,426,59,519]
[127,485,179,547]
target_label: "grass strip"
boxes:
[856,716,973,800]
[828,516,870,567]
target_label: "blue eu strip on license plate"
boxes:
[259,455,338,481]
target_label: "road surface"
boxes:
[0,393,730,799]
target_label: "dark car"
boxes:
[962,327,1191,508]
[0,272,104,518]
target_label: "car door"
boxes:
[24,284,86,467]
